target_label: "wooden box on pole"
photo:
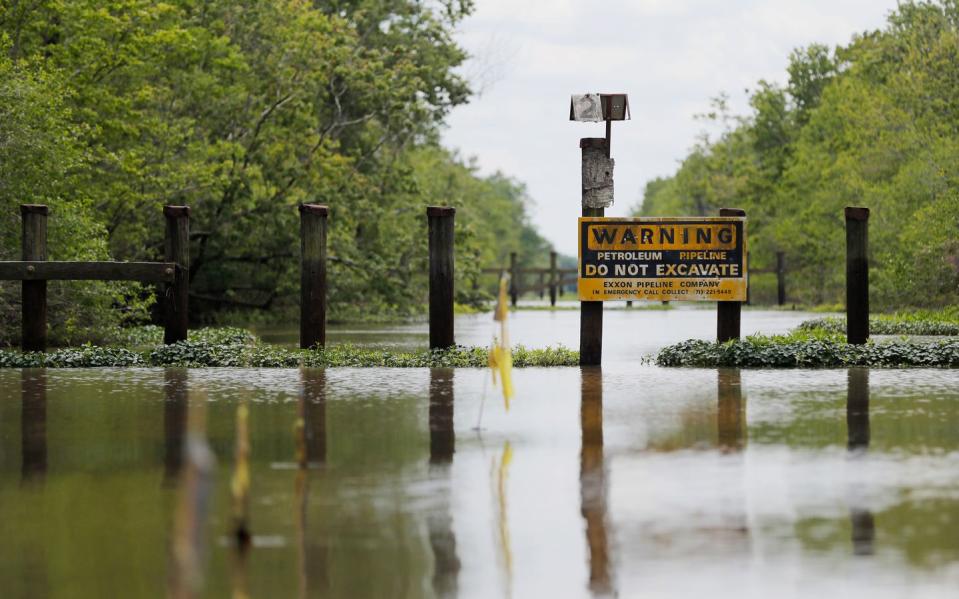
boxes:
[21,205,48,352]
[163,206,190,344]
[428,206,455,349]
[716,208,746,343]
[299,204,328,349]
[845,207,869,344]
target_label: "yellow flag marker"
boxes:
[489,274,514,409]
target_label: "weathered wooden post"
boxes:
[845,207,869,344]
[549,251,558,307]
[717,208,746,342]
[776,251,786,307]
[428,206,455,349]
[509,251,518,307]
[21,205,48,352]
[538,271,545,300]
[299,204,328,349]
[571,93,629,366]
[579,137,610,366]
[163,206,190,344]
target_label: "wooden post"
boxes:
[538,271,545,300]
[845,207,869,344]
[776,251,786,307]
[21,205,48,352]
[549,251,558,307]
[717,208,745,343]
[509,251,518,307]
[428,206,455,349]
[163,206,190,344]
[580,138,608,366]
[299,204,328,349]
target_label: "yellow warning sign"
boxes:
[578,217,747,302]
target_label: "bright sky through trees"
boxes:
[443,0,901,255]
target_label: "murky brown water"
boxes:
[2,310,959,598]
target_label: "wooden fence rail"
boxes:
[483,249,790,308]
[2,204,189,351]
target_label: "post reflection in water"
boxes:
[580,367,613,597]
[427,368,460,598]
[21,369,47,483]
[847,367,875,556]
[717,368,745,452]
[164,369,189,485]
[301,368,327,466]
[429,368,455,464]
[298,368,330,597]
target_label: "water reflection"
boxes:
[21,369,47,483]
[717,369,745,452]
[301,369,327,466]
[298,368,329,597]
[428,368,460,598]
[429,369,455,464]
[847,367,875,556]
[164,369,188,485]
[168,387,216,599]
[580,367,613,597]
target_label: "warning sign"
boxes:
[578,217,747,301]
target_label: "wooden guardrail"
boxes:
[2,204,189,351]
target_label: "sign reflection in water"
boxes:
[580,367,613,596]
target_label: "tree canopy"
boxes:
[636,1,959,308]
[0,0,551,344]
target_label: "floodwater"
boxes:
[2,308,959,598]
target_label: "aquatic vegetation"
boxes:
[797,309,959,337]
[656,337,959,368]
[0,339,579,369]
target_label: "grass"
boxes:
[0,326,579,368]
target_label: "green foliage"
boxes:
[656,337,959,368]
[108,324,257,347]
[636,1,959,308]
[798,307,959,336]
[0,0,552,341]
[0,323,578,367]
[0,43,149,346]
